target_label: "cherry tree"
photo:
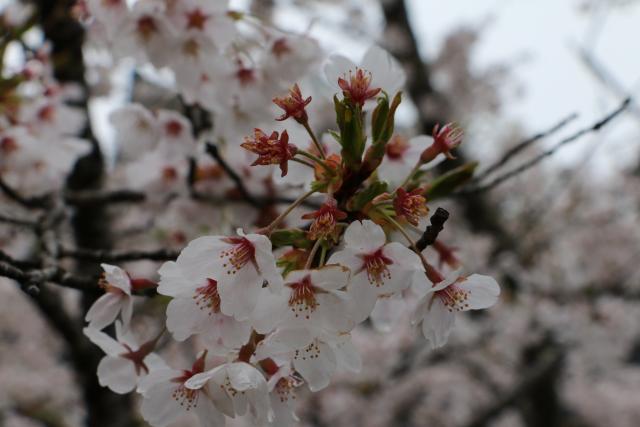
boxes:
[0,1,634,427]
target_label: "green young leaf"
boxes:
[379,92,402,143]
[348,181,388,212]
[270,228,313,249]
[424,162,478,200]
[371,94,390,143]
[364,92,403,171]
[334,96,365,171]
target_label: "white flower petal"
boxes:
[97,356,138,394]
[310,264,351,291]
[83,326,123,356]
[458,274,500,310]
[293,340,336,392]
[324,54,357,89]
[343,220,386,251]
[85,293,123,330]
[420,297,455,349]
[361,45,406,95]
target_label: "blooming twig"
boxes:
[460,97,631,195]
[472,112,579,183]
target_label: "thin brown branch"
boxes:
[0,176,51,208]
[473,113,579,183]
[461,97,631,195]
[59,246,180,263]
[205,142,261,208]
[0,259,99,294]
[64,189,146,206]
[0,212,39,228]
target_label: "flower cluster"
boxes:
[0,45,88,195]
[86,0,321,143]
[81,34,501,425]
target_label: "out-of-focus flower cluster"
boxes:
[0,1,505,426]
[71,3,502,426]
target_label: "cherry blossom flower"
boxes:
[121,146,189,194]
[167,0,235,50]
[324,45,406,103]
[301,197,347,242]
[185,361,272,425]
[273,84,312,124]
[83,322,166,394]
[250,265,353,336]
[85,264,133,331]
[0,126,89,194]
[377,134,444,188]
[111,1,175,67]
[338,68,381,107]
[262,361,303,427]
[420,122,464,163]
[158,262,251,353]
[86,0,128,39]
[256,329,361,392]
[394,188,429,226]
[263,34,321,83]
[139,351,224,427]
[241,128,297,177]
[164,230,283,321]
[412,271,500,349]
[109,103,160,160]
[156,109,194,151]
[328,220,422,323]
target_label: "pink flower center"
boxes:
[0,136,18,154]
[358,248,393,287]
[287,275,318,319]
[164,120,183,137]
[272,38,291,58]
[220,376,247,398]
[170,353,207,411]
[435,283,469,312]
[236,67,256,86]
[294,339,321,361]
[194,278,221,315]
[337,67,381,107]
[186,9,208,30]
[120,344,150,376]
[37,104,55,122]
[162,166,178,182]
[220,237,259,275]
[275,376,300,403]
[136,16,157,41]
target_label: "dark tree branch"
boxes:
[461,97,631,194]
[0,176,51,209]
[0,258,99,294]
[465,340,565,427]
[415,207,450,251]
[473,113,579,183]
[205,142,261,208]
[59,246,181,263]
[64,189,146,206]
[0,212,39,228]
